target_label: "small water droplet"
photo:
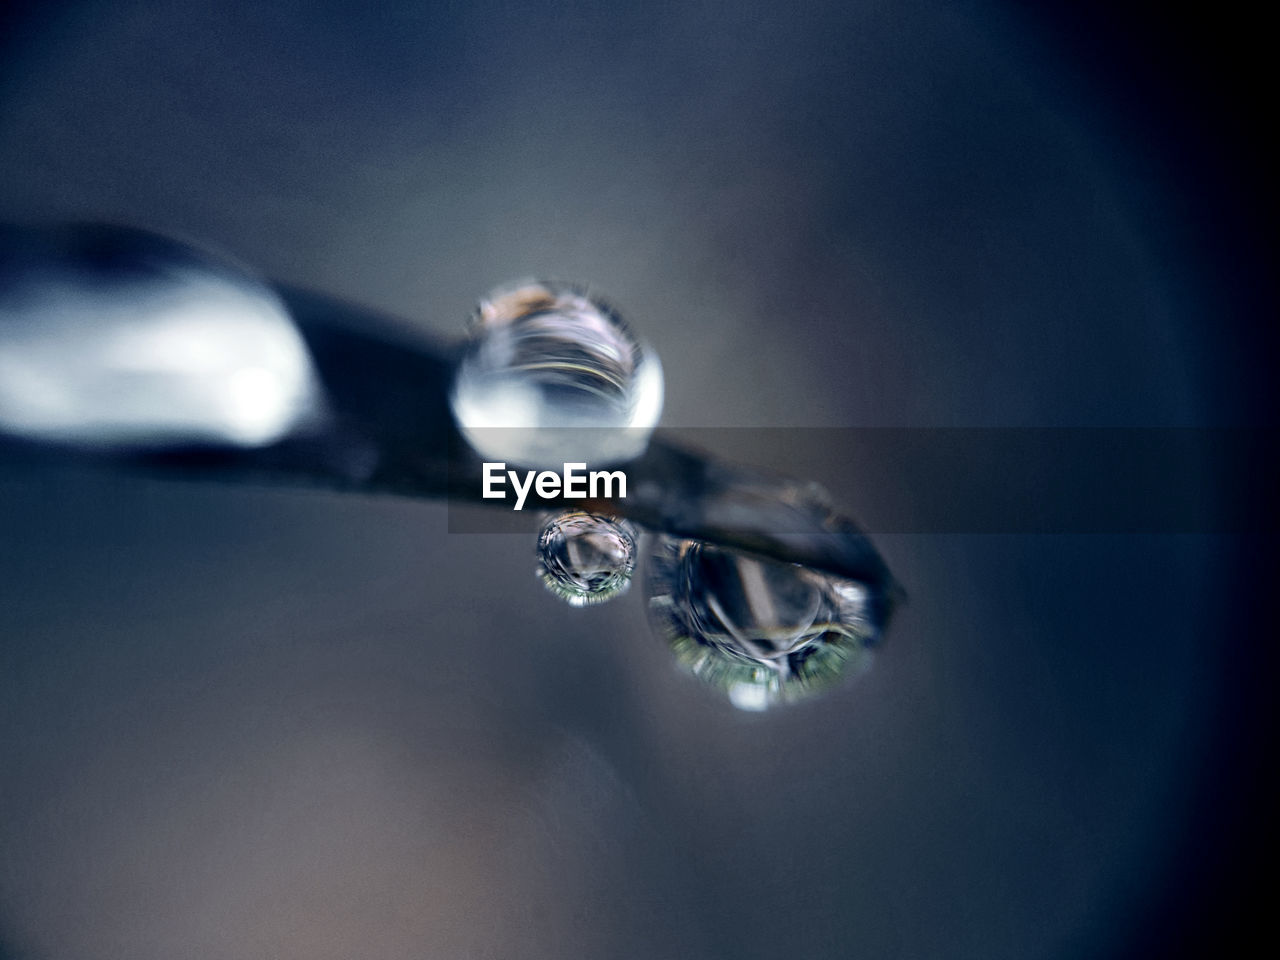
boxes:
[537,511,639,606]
[450,281,663,470]
[647,535,881,709]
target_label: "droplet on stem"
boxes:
[450,281,663,470]
[647,535,881,709]
[537,511,639,606]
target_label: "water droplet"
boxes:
[537,511,639,606]
[647,535,881,709]
[0,225,321,450]
[450,281,663,470]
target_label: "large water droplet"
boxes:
[647,535,881,710]
[0,224,320,450]
[537,511,639,606]
[450,281,663,470]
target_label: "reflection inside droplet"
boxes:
[450,281,663,470]
[537,511,639,606]
[647,535,882,710]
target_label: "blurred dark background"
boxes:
[0,2,1273,958]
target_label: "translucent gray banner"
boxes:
[447,427,1275,534]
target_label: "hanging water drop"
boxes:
[646,535,882,710]
[450,281,663,471]
[537,511,639,606]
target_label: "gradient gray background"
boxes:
[0,2,1271,958]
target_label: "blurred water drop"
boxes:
[537,511,639,606]
[450,281,663,470]
[0,224,321,450]
[647,535,881,710]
